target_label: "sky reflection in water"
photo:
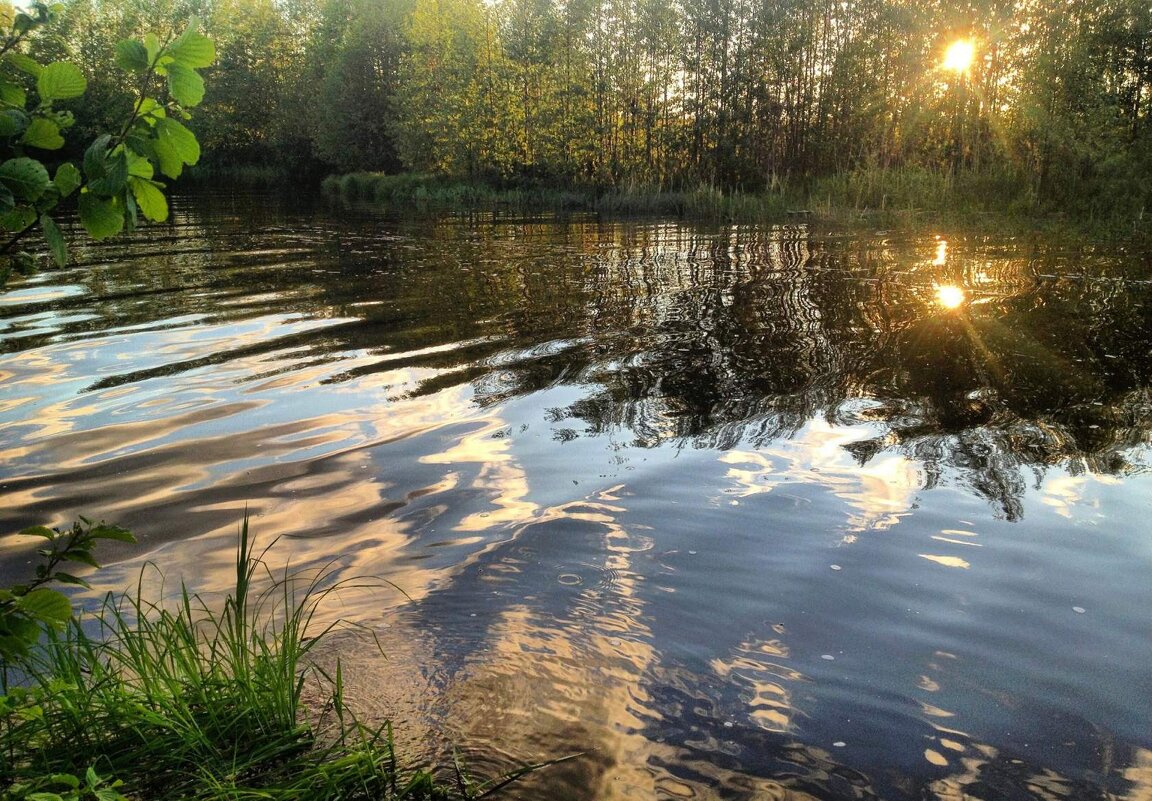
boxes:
[1,192,1151,800]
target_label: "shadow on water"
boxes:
[1,191,1151,799]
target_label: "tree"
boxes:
[308,0,408,172]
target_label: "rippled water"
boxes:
[2,191,1151,799]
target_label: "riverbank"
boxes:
[321,169,1150,241]
[0,520,529,801]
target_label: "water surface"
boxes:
[2,192,1151,800]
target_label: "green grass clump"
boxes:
[0,520,450,801]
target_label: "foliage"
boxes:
[306,0,408,173]
[0,3,213,286]
[3,766,128,801]
[0,518,133,667]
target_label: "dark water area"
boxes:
[2,191,1151,800]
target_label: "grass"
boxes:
[0,520,554,800]
[184,163,303,189]
[320,172,791,222]
[806,163,1036,219]
[321,167,1152,240]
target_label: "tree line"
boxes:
[32,0,1152,216]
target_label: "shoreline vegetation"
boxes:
[0,520,555,801]
[320,169,1150,240]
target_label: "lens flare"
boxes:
[935,285,966,309]
[942,40,975,73]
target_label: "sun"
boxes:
[942,40,975,73]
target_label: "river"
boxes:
[1,191,1150,799]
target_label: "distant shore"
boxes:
[319,170,1150,241]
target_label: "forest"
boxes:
[23,0,1150,223]
[18,0,1151,223]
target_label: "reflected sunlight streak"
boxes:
[933,238,948,266]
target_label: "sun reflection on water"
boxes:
[933,237,948,266]
[935,284,966,309]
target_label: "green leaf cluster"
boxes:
[0,519,134,664]
[2,765,127,801]
[77,22,213,241]
[0,8,212,282]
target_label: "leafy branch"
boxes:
[0,518,135,669]
[0,6,214,284]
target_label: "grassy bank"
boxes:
[321,172,791,221]
[0,522,533,801]
[184,162,302,189]
[322,168,1150,239]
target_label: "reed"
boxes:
[322,172,800,222]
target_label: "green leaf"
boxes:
[124,191,138,231]
[18,525,56,539]
[54,162,80,196]
[61,548,99,568]
[124,133,152,156]
[125,148,153,179]
[83,134,111,180]
[143,33,161,65]
[152,140,181,179]
[134,96,163,121]
[90,524,135,543]
[87,151,127,196]
[2,614,40,642]
[115,39,150,72]
[0,81,26,107]
[21,117,64,150]
[16,588,72,627]
[0,157,51,201]
[0,634,30,659]
[12,12,35,33]
[168,31,215,69]
[154,118,199,178]
[78,192,124,240]
[6,52,43,77]
[37,62,86,101]
[129,177,167,222]
[0,205,37,231]
[166,62,204,107]
[40,214,66,266]
[50,774,80,790]
[0,108,28,137]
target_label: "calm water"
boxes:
[2,192,1151,800]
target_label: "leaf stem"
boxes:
[111,30,178,151]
